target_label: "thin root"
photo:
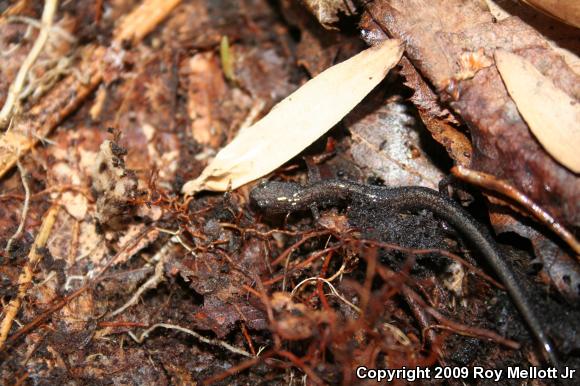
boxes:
[4,160,31,254]
[109,243,169,317]
[128,323,252,358]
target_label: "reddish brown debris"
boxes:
[1,1,579,384]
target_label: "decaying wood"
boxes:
[113,0,182,44]
[0,44,104,178]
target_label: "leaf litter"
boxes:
[0,0,579,384]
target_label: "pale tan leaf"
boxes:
[182,39,404,194]
[485,0,580,75]
[495,50,580,173]
[522,0,580,28]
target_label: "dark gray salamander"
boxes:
[250,179,558,365]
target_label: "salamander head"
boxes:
[250,180,303,213]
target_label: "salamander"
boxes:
[250,179,558,365]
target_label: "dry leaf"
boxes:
[495,50,580,173]
[522,0,580,28]
[346,94,445,189]
[182,39,403,194]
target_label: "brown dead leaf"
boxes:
[182,39,403,194]
[489,208,580,301]
[179,252,267,338]
[495,50,580,173]
[280,0,366,78]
